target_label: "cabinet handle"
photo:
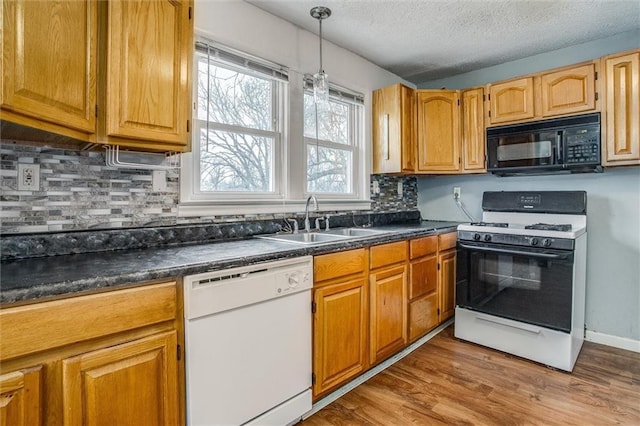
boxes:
[382,114,389,160]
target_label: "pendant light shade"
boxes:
[310,6,331,105]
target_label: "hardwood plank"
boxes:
[302,325,640,425]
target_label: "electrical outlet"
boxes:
[453,187,461,199]
[18,163,40,191]
[372,180,380,194]
[152,170,167,192]
[397,181,403,197]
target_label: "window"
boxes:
[180,39,369,215]
[303,83,364,196]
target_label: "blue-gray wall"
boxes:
[417,32,640,344]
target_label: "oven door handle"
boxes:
[458,243,572,260]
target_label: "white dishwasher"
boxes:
[183,256,313,426]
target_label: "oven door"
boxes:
[456,241,574,333]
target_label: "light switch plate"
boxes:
[152,170,167,192]
[397,181,403,197]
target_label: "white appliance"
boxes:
[455,191,587,371]
[183,256,313,425]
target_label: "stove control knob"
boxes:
[473,233,481,241]
[483,234,492,242]
[543,238,552,247]
[530,238,539,246]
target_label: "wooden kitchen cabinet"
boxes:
[488,77,535,124]
[369,241,407,365]
[372,83,416,173]
[312,249,368,400]
[603,49,640,166]
[461,87,487,172]
[100,0,193,151]
[408,235,439,341]
[540,63,597,117]
[438,232,457,321]
[0,281,183,425]
[0,366,43,426]
[416,90,461,173]
[1,0,193,152]
[1,0,98,141]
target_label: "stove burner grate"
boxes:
[524,223,572,232]
[470,222,509,228]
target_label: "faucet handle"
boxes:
[324,214,331,231]
[286,218,299,234]
[314,216,324,231]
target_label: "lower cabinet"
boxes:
[0,281,183,425]
[312,232,456,400]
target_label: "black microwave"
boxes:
[486,113,602,176]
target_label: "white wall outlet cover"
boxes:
[17,163,40,191]
[372,180,380,194]
[152,170,167,192]
[397,181,403,197]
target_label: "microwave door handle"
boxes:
[557,131,563,164]
[458,243,571,260]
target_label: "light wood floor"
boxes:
[302,325,640,425]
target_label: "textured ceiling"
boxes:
[246,0,640,83]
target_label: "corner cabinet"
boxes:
[603,50,640,166]
[1,0,98,140]
[372,84,416,173]
[101,0,193,151]
[0,282,184,425]
[1,0,194,153]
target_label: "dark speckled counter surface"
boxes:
[1,221,459,306]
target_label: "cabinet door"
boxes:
[489,77,535,124]
[62,331,179,426]
[105,0,192,148]
[604,51,640,165]
[541,63,596,117]
[372,84,415,173]
[0,366,42,426]
[408,255,438,341]
[461,88,486,172]
[439,249,456,321]
[1,0,97,135]
[416,90,461,172]
[313,279,368,398]
[370,265,407,365]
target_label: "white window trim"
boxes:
[179,38,371,217]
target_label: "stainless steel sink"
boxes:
[257,232,350,245]
[324,227,389,237]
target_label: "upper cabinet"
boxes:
[603,49,640,166]
[540,63,596,117]
[1,0,98,139]
[488,77,535,124]
[416,90,461,173]
[372,84,415,174]
[101,0,193,151]
[487,62,599,126]
[372,85,486,175]
[1,0,193,153]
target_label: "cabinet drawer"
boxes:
[438,232,457,251]
[409,235,437,259]
[0,282,177,361]
[370,241,407,270]
[314,248,367,283]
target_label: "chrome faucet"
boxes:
[304,195,319,233]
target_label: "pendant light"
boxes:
[310,6,331,105]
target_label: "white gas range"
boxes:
[455,191,587,372]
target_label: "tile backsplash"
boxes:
[1,141,418,234]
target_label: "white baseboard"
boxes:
[585,329,640,353]
[303,319,454,419]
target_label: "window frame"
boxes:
[179,38,371,217]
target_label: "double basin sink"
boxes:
[257,227,390,245]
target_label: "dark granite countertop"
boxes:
[0,221,459,306]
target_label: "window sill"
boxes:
[177,199,372,217]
